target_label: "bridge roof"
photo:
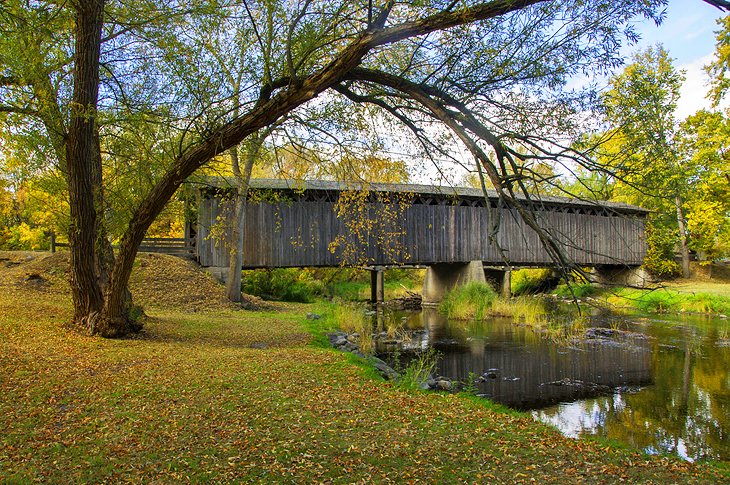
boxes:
[195,177,649,215]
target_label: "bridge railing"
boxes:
[51,235,193,258]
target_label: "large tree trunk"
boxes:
[226,134,265,302]
[65,0,134,337]
[675,195,691,278]
[65,0,106,329]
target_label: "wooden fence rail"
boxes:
[51,234,192,258]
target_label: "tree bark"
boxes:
[225,135,263,302]
[675,195,691,278]
[65,0,106,329]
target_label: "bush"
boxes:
[554,283,596,299]
[241,268,324,302]
[511,268,559,295]
[0,223,49,250]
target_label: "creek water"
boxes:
[374,307,730,463]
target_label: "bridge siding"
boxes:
[196,193,646,268]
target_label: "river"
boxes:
[374,307,730,463]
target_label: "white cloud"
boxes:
[676,53,727,119]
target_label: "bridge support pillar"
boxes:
[422,261,486,305]
[370,267,385,304]
[590,265,652,288]
[484,267,512,298]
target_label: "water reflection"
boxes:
[375,308,730,462]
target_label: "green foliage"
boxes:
[461,371,479,395]
[679,110,730,261]
[241,268,324,303]
[706,14,730,106]
[440,282,497,320]
[643,218,682,278]
[590,46,697,275]
[0,222,49,250]
[511,269,558,295]
[554,283,596,299]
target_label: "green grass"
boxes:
[1,267,727,482]
[603,287,730,315]
[440,281,498,319]
[396,348,440,391]
[554,282,597,299]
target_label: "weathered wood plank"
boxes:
[195,186,647,268]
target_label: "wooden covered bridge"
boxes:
[188,179,648,301]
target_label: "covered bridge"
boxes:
[190,178,648,301]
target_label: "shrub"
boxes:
[0,223,49,250]
[241,268,324,302]
[554,283,596,299]
[511,268,559,295]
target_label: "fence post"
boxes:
[50,231,56,253]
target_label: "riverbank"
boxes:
[0,252,727,482]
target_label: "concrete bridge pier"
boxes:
[370,267,385,304]
[484,267,512,299]
[422,261,487,305]
[590,265,652,288]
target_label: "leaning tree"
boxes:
[3,0,710,336]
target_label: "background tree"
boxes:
[597,46,692,277]
[679,110,730,262]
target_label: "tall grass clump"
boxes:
[329,302,375,354]
[440,282,497,320]
[491,296,548,324]
[397,348,440,390]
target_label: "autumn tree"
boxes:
[1,0,679,336]
[678,110,730,262]
[597,46,692,277]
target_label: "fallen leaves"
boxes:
[0,252,726,483]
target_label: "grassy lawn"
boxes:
[664,280,730,299]
[1,252,727,482]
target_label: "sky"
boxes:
[635,0,728,118]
